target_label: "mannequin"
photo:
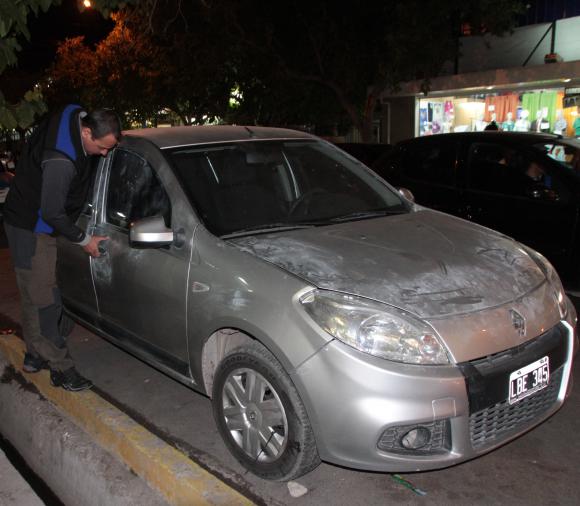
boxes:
[553,109,567,135]
[515,110,530,132]
[531,110,543,132]
[540,107,550,132]
[474,113,487,132]
[574,108,580,138]
[502,112,515,131]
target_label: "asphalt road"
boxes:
[1,222,579,505]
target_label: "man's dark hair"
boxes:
[81,109,122,141]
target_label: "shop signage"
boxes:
[564,87,580,108]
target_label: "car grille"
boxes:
[470,366,562,449]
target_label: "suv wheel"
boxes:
[212,341,320,481]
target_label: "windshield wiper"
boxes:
[329,208,406,223]
[221,222,318,238]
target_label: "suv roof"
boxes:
[399,131,564,146]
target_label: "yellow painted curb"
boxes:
[0,334,255,506]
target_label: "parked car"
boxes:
[371,132,580,284]
[334,142,393,167]
[58,126,577,481]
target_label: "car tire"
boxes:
[212,341,320,481]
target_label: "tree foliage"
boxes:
[2,0,525,138]
[213,0,525,141]
[0,0,58,129]
[45,8,235,126]
[0,0,140,130]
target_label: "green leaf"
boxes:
[39,0,58,13]
[0,20,9,38]
[0,105,18,130]
[14,101,36,128]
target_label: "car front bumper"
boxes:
[293,319,575,472]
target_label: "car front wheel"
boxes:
[212,342,320,481]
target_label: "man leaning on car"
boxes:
[3,104,121,391]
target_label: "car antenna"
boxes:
[244,126,256,138]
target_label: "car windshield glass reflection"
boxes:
[167,140,406,237]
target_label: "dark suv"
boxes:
[372,132,580,284]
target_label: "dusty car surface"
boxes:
[57,125,578,481]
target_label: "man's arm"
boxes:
[40,156,107,257]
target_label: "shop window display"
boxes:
[418,88,579,138]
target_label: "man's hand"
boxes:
[82,235,109,257]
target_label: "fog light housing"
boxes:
[400,427,431,450]
[378,420,451,455]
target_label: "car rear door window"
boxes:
[399,139,457,186]
[106,149,171,230]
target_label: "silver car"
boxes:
[58,126,578,481]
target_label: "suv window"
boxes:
[467,142,569,202]
[106,149,171,230]
[399,139,456,186]
[533,141,580,172]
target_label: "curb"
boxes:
[0,334,254,506]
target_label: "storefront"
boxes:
[418,87,579,137]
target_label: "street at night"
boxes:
[3,1,580,505]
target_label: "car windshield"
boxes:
[167,140,406,237]
[533,139,580,173]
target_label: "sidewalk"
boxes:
[0,446,45,506]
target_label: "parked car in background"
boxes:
[371,132,580,284]
[334,142,393,167]
[58,126,576,481]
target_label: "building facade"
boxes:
[381,13,580,145]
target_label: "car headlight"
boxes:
[523,247,567,319]
[300,289,449,365]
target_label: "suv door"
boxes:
[91,142,193,376]
[462,139,578,269]
[377,136,461,215]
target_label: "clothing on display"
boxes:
[574,116,580,137]
[418,89,579,137]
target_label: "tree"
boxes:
[0,0,57,129]
[0,0,141,130]
[215,0,525,141]
[45,8,235,127]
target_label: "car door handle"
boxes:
[97,241,109,257]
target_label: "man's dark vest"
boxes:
[4,104,91,233]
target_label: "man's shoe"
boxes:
[23,353,48,373]
[50,367,93,392]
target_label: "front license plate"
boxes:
[508,356,550,405]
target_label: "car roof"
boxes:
[398,131,564,146]
[123,125,314,149]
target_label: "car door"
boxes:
[376,136,462,215]
[57,158,100,324]
[91,139,194,376]
[461,139,578,269]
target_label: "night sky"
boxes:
[3,0,113,101]
[18,0,113,71]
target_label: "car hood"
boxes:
[228,209,546,319]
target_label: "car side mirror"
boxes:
[398,187,415,202]
[129,215,174,248]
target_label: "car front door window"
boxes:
[106,149,171,230]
